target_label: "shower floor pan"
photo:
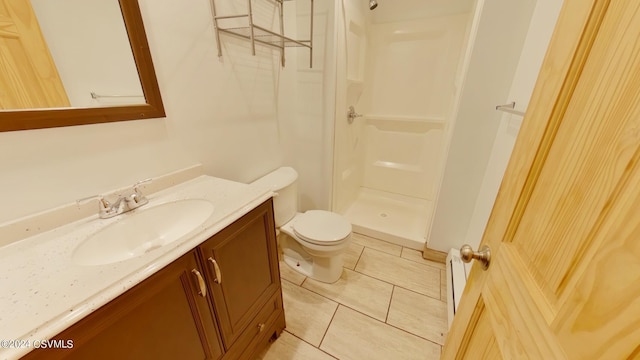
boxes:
[343,187,433,250]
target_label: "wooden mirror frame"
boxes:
[0,0,165,132]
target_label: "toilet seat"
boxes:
[293,210,352,246]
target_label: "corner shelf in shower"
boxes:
[210,0,314,67]
[364,115,446,133]
[365,114,446,124]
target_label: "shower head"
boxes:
[369,0,378,10]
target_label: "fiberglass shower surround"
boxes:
[335,1,471,250]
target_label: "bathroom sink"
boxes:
[72,199,214,266]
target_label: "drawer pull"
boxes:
[208,257,222,284]
[191,269,207,297]
[258,323,265,332]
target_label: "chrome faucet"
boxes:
[78,179,152,219]
[347,105,363,124]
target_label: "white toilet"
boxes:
[252,167,352,283]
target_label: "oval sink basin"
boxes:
[72,199,214,266]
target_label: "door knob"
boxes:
[460,245,491,270]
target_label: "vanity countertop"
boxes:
[0,175,273,360]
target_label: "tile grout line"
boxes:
[384,286,445,346]
[355,247,443,294]
[293,275,444,346]
[353,245,366,271]
[318,303,341,354]
[336,301,445,348]
[385,285,395,323]
[281,276,306,287]
[391,283,448,304]
[282,330,339,360]
[384,319,446,347]
[345,266,400,291]
[280,241,446,352]
[272,252,446,358]
[294,245,445,302]
[352,233,403,256]
[351,268,443,301]
[299,283,388,322]
[399,247,446,270]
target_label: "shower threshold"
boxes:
[343,188,433,250]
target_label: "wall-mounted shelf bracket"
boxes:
[495,101,526,116]
[210,0,314,67]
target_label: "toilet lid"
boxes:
[293,210,352,245]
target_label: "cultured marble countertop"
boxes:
[0,175,273,360]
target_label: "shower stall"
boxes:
[332,0,472,250]
[332,0,553,251]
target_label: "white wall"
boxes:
[428,0,537,251]
[140,0,287,183]
[146,0,334,212]
[287,0,337,211]
[0,119,195,224]
[462,0,563,250]
[332,0,366,214]
[428,0,563,252]
[31,0,144,107]
[0,0,335,225]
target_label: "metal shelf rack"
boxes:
[210,0,314,67]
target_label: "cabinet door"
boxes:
[200,199,280,349]
[23,251,224,360]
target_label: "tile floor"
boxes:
[257,233,448,360]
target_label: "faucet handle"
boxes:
[127,178,152,209]
[77,195,112,216]
[77,194,110,208]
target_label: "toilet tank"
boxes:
[251,167,298,227]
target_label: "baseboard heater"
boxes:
[446,248,470,329]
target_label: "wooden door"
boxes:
[443,0,640,358]
[0,0,69,109]
[199,199,280,350]
[23,251,224,360]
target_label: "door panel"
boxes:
[0,0,69,109]
[444,0,640,358]
[483,245,564,358]
[514,0,640,303]
[460,302,503,359]
[551,156,640,358]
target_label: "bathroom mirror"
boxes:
[0,0,164,132]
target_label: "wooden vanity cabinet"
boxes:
[199,198,283,359]
[23,250,224,360]
[22,198,284,360]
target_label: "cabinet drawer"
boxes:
[222,291,284,360]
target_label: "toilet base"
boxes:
[280,234,345,283]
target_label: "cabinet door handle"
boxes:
[191,269,207,297]
[208,257,222,284]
